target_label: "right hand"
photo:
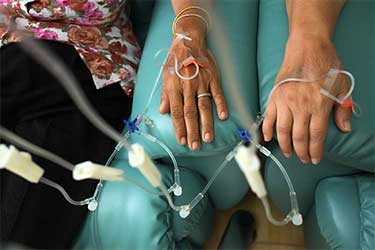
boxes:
[262,34,352,164]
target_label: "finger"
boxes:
[262,99,277,142]
[197,78,214,143]
[309,113,329,165]
[182,79,200,151]
[160,70,171,114]
[292,112,311,164]
[207,51,228,120]
[276,106,293,158]
[168,82,187,146]
[333,73,352,132]
[334,102,352,132]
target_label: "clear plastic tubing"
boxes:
[152,144,241,217]
[136,131,181,192]
[40,177,92,206]
[0,126,74,171]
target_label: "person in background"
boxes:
[0,0,139,248]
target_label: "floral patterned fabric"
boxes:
[0,0,140,96]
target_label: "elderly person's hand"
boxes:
[262,0,354,165]
[160,9,228,151]
[263,34,352,164]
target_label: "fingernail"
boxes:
[344,120,352,131]
[311,158,320,165]
[192,141,200,151]
[180,137,187,145]
[301,159,309,164]
[204,132,211,142]
[220,112,227,120]
[284,152,292,158]
[263,135,271,142]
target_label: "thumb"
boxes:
[334,97,352,133]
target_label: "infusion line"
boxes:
[40,177,92,206]
[0,126,74,171]
[135,131,182,195]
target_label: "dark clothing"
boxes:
[0,41,131,249]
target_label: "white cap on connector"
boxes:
[128,143,162,188]
[292,213,303,226]
[73,161,124,181]
[0,144,44,183]
[179,205,191,218]
[173,185,182,196]
[234,145,267,198]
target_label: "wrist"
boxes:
[281,33,339,80]
[289,22,333,42]
[174,17,206,47]
[174,16,206,36]
[287,31,333,49]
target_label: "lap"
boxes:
[0,41,131,248]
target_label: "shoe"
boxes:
[218,210,256,250]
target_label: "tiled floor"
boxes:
[204,193,305,250]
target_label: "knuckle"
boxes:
[286,93,297,103]
[198,100,212,112]
[293,133,307,144]
[213,96,227,108]
[174,127,186,137]
[310,128,326,144]
[184,106,198,119]
[171,106,184,120]
[300,95,310,104]
[280,142,291,151]
[188,131,200,140]
[212,92,224,100]
[262,126,271,134]
[277,124,291,134]
[166,84,175,92]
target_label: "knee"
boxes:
[208,162,249,210]
[95,165,173,249]
[80,162,214,249]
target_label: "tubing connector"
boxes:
[73,161,124,181]
[179,205,190,218]
[292,211,303,226]
[0,144,44,183]
[124,118,140,133]
[128,143,162,188]
[290,191,303,226]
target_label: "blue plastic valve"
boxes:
[124,118,139,133]
[238,129,252,141]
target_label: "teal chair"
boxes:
[75,0,259,248]
[258,0,375,249]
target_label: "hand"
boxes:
[262,34,352,164]
[159,29,228,151]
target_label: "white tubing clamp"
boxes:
[235,145,267,198]
[73,161,124,181]
[0,144,44,183]
[128,143,162,188]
